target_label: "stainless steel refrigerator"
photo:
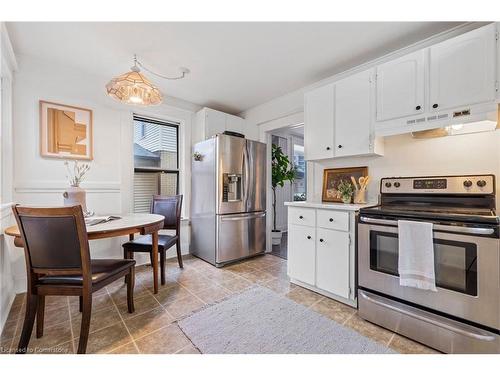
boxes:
[190,134,267,266]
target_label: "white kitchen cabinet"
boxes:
[375,50,426,121]
[334,69,382,157]
[304,83,335,160]
[316,228,350,299]
[193,107,246,144]
[287,224,316,285]
[226,114,245,134]
[429,23,497,112]
[286,202,368,307]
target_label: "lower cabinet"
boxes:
[288,224,316,285]
[316,228,350,299]
[287,206,356,306]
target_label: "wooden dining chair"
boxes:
[123,195,183,285]
[12,205,136,354]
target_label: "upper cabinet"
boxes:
[193,107,246,144]
[304,72,383,161]
[429,24,497,112]
[375,50,426,121]
[335,69,382,158]
[304,83,335,160]
[374,23,498,136]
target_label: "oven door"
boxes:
[358,216,500,330]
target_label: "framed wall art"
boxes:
[40,100,93,160]
[322,166,368,202]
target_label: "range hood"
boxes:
[412,103,499,139]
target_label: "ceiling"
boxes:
[7,22,464,114]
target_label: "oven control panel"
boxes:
[381,175,495,194]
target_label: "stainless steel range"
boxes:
[357,174,499,354]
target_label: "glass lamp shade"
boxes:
[106,69,163,106]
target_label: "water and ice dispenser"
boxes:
[223,173,242,202]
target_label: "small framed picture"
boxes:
[322,166,368,202]
[39,100,93,160]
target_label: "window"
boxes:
[292,140,306,201]
[133,115,179,213]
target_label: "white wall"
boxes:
[7,53,202,294]
[312,131,500,205]
[0,22,18,335]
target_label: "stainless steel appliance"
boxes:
[357,175,500,353]
[190,134,267,266]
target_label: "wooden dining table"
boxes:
[4,213,165,294]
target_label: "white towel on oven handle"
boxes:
[398,220,437,292]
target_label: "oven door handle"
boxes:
[359,216,495,235]
[359,291,497,342]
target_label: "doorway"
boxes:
[270,125,306,259]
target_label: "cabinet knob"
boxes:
[319,238,324,243]
[299,215,303,219]
[329,218,334,222]
[338,145,343,149]
[432,103,439,109]
[326,146,331,151]
[307,235,311,240]
[416,105,421,110]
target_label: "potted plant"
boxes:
[271,144,297,245]
[336,179,354,204]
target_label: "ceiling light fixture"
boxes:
[105,55,190,106]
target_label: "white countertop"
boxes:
[284,201,377,211]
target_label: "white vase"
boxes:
[63,186,93,216]
[271,230,283,245]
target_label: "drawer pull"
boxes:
[319,238,324,242]
[307,235,311,240]
[299,215,304,219]
[329,218,334,222]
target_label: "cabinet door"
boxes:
[334,70,373,157]
[287,224,316,285]
[376,50,425,121]
[429,24,496,111]
[304,84,335,160]
[316,228,350,299]
[226,115,245,135]
[205,109,227,139]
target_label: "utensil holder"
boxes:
[354,189,367,204]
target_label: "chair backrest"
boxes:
[150,195,183,233]
[12,205,91,277]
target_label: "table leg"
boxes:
[152,231,159,294]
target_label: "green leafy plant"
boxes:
[336,179,354,203]
[272,144,297,231]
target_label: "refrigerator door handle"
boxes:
[220,212,266,221]
[243,142,250,211]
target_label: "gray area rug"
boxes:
[178,286,394,354]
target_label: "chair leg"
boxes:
[176,238,183,269]
[17,294,38,354]
[79,296,83,312]
[126,266,135,314]
[160,249,166,285]
[77,293,92,354]
[123,249,131,283]
[36,295,45,338]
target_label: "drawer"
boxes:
[288,207,316,227]
[316,209,349,231]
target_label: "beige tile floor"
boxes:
[0,254,439,354]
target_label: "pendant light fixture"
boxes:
[106,55,189,106]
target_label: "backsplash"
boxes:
[309,130,500,206]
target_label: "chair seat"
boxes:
[122,234,178,252]
[37,259,136,285]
